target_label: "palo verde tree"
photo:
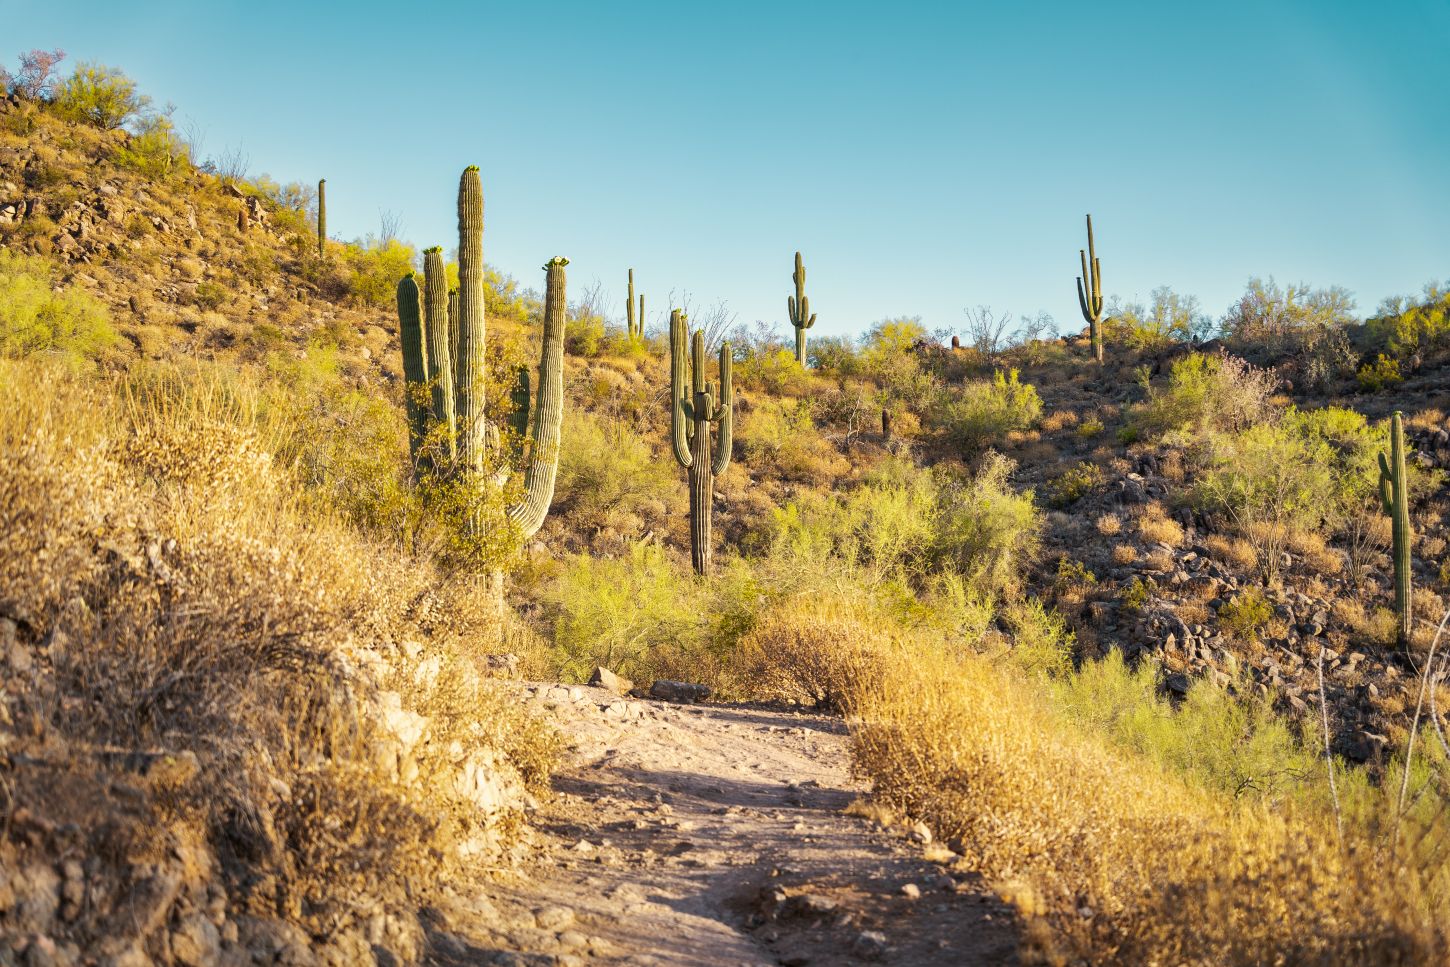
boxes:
[1076,213,1105,364]
[670,310,734,576]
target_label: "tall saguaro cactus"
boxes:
[1378,411,1413,647]
[670,310,733,576]
[317,178,327,260]
[626,268,645,342]
[393,168,568,549]
[788,251,816,366]
[1076,214,1104,364]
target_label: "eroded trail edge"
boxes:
[428,684,1020,966]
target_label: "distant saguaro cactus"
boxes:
[392,167,568,546]
[626,268,645,342]
[670,310,733,576]
[788,251,816,366]
[1378,411,1413,647]
[317,178,327,259]
[1076,214,1104,364]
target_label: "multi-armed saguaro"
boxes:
[1378,411,1413,647]
[1076,214,1104,364]
[317,178,327,260]
[395,166,566,542]
[670,310,733,576]
[626,268,645,342]
[788,251,816,366]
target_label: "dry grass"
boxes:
[1205,533,1258,572]
[752,599,1450,964]
[1112,544,1138,566]
[1136,501,1185,547]
[0,359,557,955]
[1096,513,1122,536]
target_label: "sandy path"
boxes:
[425,683,1019,966]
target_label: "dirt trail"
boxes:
[426,683,1019,966]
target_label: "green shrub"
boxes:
[1007,598,1075,677]
[342,239,417,307]
[0,250,121,362]
[112,114,189,180]
[1355,354,1402,392]
[1219,589,1273,642]
[1106,287,1210,349]
[1129,352,1275,440]
[53,62,149,130]
[934,368,1042,451]
[1045,460,1103,507]
[554,410,677,535]
[193,281,227,311]
[1120,576,1151,613]
[737,397,843,483]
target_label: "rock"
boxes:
[170,914,220,967]
[780,894,837,919]
[908,821,932,844]
[852,931,889,961]
[648,681,711,704]
[587,666,633,696]
[900,882,922,899]
[1163,673,1192,696]
[1346,730,1390,763]
[534,905,575,931]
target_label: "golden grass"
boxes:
[750,599,1449,964]
[1096,513,1122,536]
[0,359,557,952]
[1135,500,1185,547]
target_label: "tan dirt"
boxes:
[426,683,1020,966]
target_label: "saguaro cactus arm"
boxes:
[317,178,327,258]
[455,167,487,470]
[422,247,456,459]
[505,257,569,539]
[627,269,646,341]
[396,273,429,462]
[669,309,694,468]
[710,342,733,476]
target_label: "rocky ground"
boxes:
[423,682,1020,966]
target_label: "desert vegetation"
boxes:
[2,50,1450,966]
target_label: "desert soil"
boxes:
[424,683,1019,966]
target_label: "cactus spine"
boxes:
[392,168,567,547]
[788,251,816,366]
[626,269,645,342]
[670,310,733,576]
[1378,411,1413,647]
[1076,214,1104,364]
[317,178,327,259]
[396,273,428,464]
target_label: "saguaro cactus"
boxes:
[788,251,816,365]
[670,310,733,576]
[626,269,645,342]
[1076,214,1104,364]
[317,178,327,260]
[1378,411,1413,647]
[395,273,428,463]
[393,168,567,547]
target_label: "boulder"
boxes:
[649,680,711,704]
[587,666,633,696]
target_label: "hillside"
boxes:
[3,68,1450,966]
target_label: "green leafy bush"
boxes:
[934,369,1042,451]
[112,114,190,180]
[554,410,677,535]
[1355,354,1402,392]
[1129,352,1275,440]
[1045,461,1104,507]
[0,250,121,362]
[1219,589,1273,642]
[342,239,417,307]
[53,62,149,130]
[1107,287,1211,349]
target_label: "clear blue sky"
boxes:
[5,0,1448,339]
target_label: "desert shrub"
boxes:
[1045,460,1103,507]
[1120,576,1151,612]
[1220,588,1274,641]
[1,48,67,100]
[112,113,190,180]
[1370,283,1450,358]
[1130,351,1276,440]
[342,239,417,307]
[1006,598,1075,677]
[565,306,606,357]
[930,453,1041,596]
[809,334,859,373]
[53,61,149,129]
[0,358,556,957]
[736,345,816,395]
[0,250,122,362]
[1136,501,1184,547]
[1106,286,1211,349]
[554,409,676,535]
[193,279,227,310]
[933,368,1042,451]
[1222,277,1356,356]
[737,397,846,483]
[1356,353,1403,392]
